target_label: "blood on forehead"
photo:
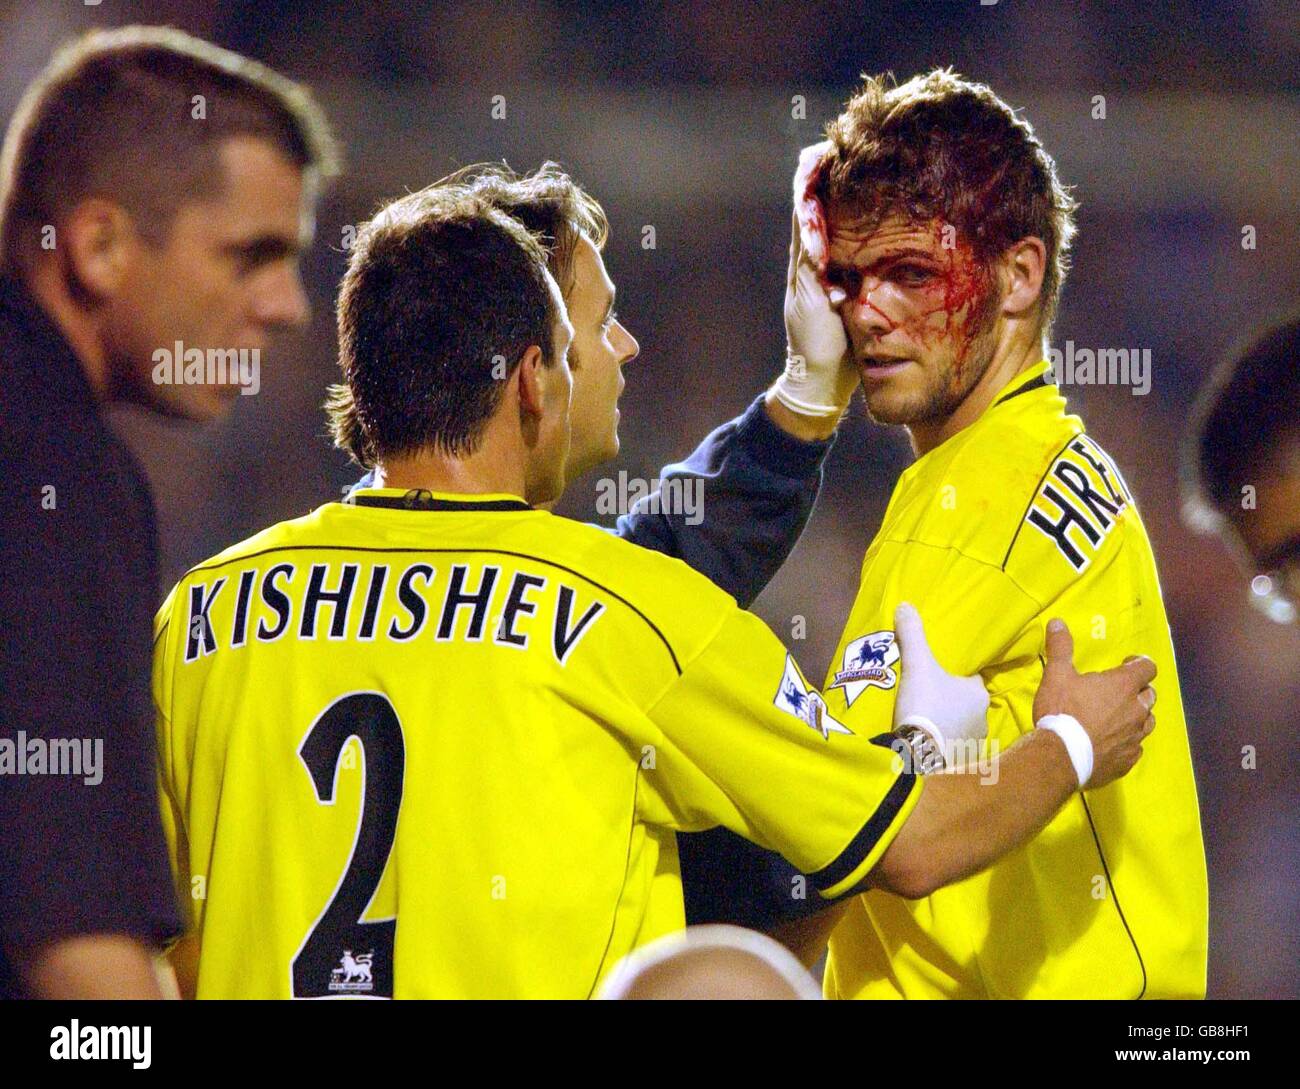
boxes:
[827,209,945,262]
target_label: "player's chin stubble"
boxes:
[863,359,970,426]
[864,323,999,428]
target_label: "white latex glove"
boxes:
[772,141,857,419]
[892,602,990,754]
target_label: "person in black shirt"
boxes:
[0,27,337,998]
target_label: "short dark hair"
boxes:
[0,25,340,271]
[1184,313,1300,527]
[328,162,606,467]
[327,187,561,467]
[437,162,609,294]
[817,69,1077,333]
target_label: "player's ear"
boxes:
[515,344,548,423]
[1000,236,1047,318]
[61,197,139,300]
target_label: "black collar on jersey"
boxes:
[994,371,1055,408]
[347,489,533,512]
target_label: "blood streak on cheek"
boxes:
[929,229,992,376]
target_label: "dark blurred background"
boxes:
[4,0,1295,997]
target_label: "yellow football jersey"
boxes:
[152,489,921,999]
[822,361,1208,1000]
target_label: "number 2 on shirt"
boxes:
[291,692,405,999]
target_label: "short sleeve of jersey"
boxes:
[638,607,922,899]
[825,540,1045,745]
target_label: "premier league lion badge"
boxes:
[774,655,852,740]
[828,630,899,707]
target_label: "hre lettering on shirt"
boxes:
[1024,436,1131,571]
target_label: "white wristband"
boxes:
[1036,713,1094,788]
